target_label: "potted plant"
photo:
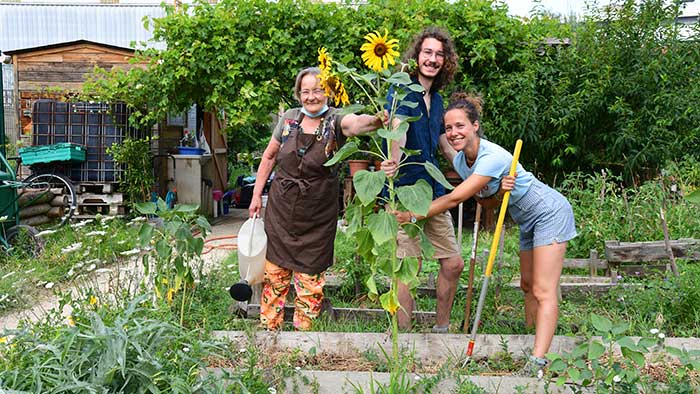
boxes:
[346,137,372,176]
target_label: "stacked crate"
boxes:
[31,99,147,215]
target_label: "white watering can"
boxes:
[229,215,266,301]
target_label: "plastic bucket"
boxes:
[237,216,266,285]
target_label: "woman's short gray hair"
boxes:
[294,67,321,102]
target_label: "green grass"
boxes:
[0,216,138,313]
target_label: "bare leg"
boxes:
[530,242,566,358]
[519,250,537,327]
[435,255,465,327]
[397,258,422,330]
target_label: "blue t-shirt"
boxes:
[385,79,446,199]
[453,138,534,203]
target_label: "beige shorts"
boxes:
[396,210,460,259]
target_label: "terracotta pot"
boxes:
[347,159,371,176]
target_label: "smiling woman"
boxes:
[247,66,384,332]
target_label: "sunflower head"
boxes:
[360,29,400,72]
[318,47,332,73]
[318,71,350,107]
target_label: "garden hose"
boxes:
[465,139,522,363]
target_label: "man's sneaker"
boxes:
[431,325,449,333]
[516,355,548,379]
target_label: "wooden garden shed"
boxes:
[4,40,142,138]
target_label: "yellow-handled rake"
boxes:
[464,139,523,364]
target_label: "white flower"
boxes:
[128,216,146,224]
[182,347,190,352]
[613,375,621,383]
[36,229,57,237]
[61,242,82,253]
[0,216,7,222]
[658,333,665,339]
[86,231,106,237]
[71,219,93,229]
[100,216,115,224]
[650,328,659,335]
[120,248,140,257]
[45,282,54,289]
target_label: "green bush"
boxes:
[84,0,700,182]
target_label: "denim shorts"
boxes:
[508,179,577,250]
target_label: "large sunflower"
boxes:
[360,29,400,72]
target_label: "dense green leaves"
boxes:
[85,0,700,181]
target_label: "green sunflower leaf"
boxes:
[325,140,359,166]
[367,210,398,245]
[387,72,412,85]
[338,103,366,115]
[424,161,455,190]
[396,180,432,216]
[353,170,385,206]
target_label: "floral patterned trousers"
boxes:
[260,260,325,331]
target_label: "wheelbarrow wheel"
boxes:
[22,173,76,229]
[5,224,44,259]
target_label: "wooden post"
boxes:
[588,249,598,277]
[659,178,680,277]
[660,207,680,277]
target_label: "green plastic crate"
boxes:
[19,143,86,166]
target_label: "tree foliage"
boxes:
[83,0,700,182]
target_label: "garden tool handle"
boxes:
[484,139,522,277]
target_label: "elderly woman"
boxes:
[249,67,383,331]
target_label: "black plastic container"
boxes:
[32,99,147,184]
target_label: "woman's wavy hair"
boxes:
[447,92,484,137]
[404,27,458,92]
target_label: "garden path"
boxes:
[0,210,249,331]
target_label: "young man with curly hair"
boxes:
[382,26,464,332]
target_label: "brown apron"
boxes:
[264,110,343,275]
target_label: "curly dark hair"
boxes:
[404,26,458,92]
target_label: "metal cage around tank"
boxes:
[31,99,147,184]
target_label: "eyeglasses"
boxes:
[420,48,445,59]
[300,88,325,97]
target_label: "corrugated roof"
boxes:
[0,2,166,52]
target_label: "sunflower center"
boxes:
[374,43,388,57]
